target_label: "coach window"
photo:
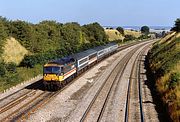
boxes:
[79,58,88,65]
[89,53,96,60]
[98,51,104,55]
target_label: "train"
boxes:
[43,42,118,90]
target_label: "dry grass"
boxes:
[124,30,141,38]
[158,31,176,44]
[2,37,29,65]
[105,29,124,41]
[156,62,180,121]
[105,29,141,41]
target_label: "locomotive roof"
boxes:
[102,42,118,49]
[47,56,74,65]
[71,49,97,60]
[84,49,97,55]
[106,42,117,46]
[93,45,105,51]
[71,51,89,60]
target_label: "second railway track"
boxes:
[124,44,151,122]
[78,41,154,122]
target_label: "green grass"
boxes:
[0,64,42,92]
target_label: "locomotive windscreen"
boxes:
[44,66,60,74]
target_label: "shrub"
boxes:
[169,73,180,89]
[0,62,6,76]
[116,27,124,35]
[20,55,36,68]
[5,62,17,73]
[124,35,136,41]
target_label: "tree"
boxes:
[0,62,6,76]
[82,22,108,46]
[141,26,150,34]
[171,18,180,32]
[162,31,166,37]
[124,35,136,41]
[116,27,124,35]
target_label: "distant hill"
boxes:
[105,29,141,41]
[104,29,124,41]
[1,37,28,65]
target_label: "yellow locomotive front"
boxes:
[43,57,76,90]
[43,64,64,89]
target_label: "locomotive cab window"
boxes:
[44,66,61,74]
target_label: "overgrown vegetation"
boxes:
[147,32,180,121]
[0,16,108,91]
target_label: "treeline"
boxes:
[171,18,180,32]
[0,16,108,67]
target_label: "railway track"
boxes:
[0,90,48,121]
[0,90,36,114]
[0,40,153,122]
[124,44,151,122]
[79,42,150,122]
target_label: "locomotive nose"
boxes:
[43,74,59,81]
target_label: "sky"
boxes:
[0,0,179,26]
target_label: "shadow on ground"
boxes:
[25,79,46,91]
[144,56,171,122]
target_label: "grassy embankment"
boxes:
[147,32,180,121]
[0,37,42,91]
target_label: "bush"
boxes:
[116,27,124,35]
[0,62,6,76]
[20,55,37,68]
[124,35,136,41]
[5,62,17,73]
[138,34,150,40]
[169,73,180,89]
[114,39,123,43]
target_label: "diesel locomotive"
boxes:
[43,42,118,90]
